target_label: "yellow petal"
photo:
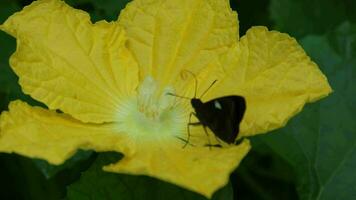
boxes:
[0,100,250,198]
[104,139,251,198]
[0,100,129,165]
[0,0,138,123]
[210,26,332,137]
[119,0,238,95]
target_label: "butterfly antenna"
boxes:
[200,80,217,98]
[166,92,191,100]
[181,70,198,98]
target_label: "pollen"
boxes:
[115,76,186,142]
[137,76,175,120]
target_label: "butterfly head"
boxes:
[190,98,203,110]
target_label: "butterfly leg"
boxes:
[175,136,195,147]
[183,112,201,148]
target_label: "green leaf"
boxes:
[0,0,20,24]
[67,152,233,200]
[0,151,95,199]
[327,22,356,60]
[0,3,23,110]
[269,0,356,38]
[230,0,273,36]
[0,1,45,110]
[33,150,94,179]
[65,0,130,22]
[0,153,64,200]
[254,21,356,200]
[0,27,47,110]
[234,147,298,200]
[0,31,19,93]
[90,0,131,21]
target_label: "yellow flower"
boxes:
[0,0,331,198]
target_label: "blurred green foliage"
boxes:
[0,0,355,199]
[67,152,234,200]
[257,22,356,200]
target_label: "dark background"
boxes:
[0,0,356,199]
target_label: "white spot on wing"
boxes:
[214,100,222,110]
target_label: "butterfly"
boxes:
[168,70,246,148]
[190,95,246,145]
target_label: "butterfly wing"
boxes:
[196,96,246,144]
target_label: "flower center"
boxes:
[137,76,175,120]
[116,76,186,142]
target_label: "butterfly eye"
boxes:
[214,100,222,110]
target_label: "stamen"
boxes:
[137,76,176,120]
[115,76,186,142]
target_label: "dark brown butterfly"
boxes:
[190,95,246,145]
[168,71,246,147]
